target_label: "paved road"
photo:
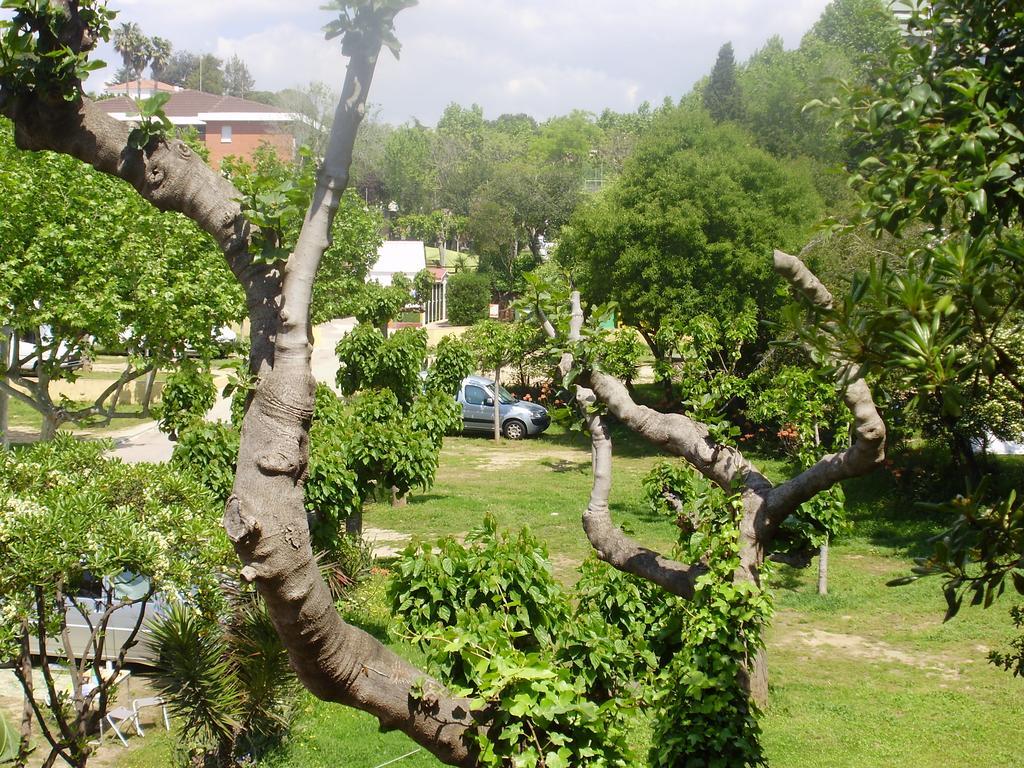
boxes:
[111,319,357,464]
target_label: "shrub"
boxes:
[150,585,300,766]
[388,516,632,767]
[156,361,216,440]
[446,271,491,326]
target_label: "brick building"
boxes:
[97,82,294,167]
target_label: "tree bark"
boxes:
[39,412,60,441]
[493,366,501,442]
[141,365,158,417]
[818,538,829,596]
[0,328,9,450]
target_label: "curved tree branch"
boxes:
[588,370,774,495]
[764,249,885,528]
[542,292,710,597]
[579,388,708,598]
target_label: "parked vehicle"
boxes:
[457,375,550,439]
[27,572,163,666]
[8,326,84,376]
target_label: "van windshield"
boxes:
[489,384,517,405]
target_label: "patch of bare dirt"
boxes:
[0,668,165,767]
[364,527,413,558]
[474,447,589,471]
[778,628,961,679]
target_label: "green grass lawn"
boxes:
[119,425,1024,767]
[4,395,152,434]
[425,246,479,270]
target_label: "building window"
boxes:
[220,125,232,143]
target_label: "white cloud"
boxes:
[70,0,835,123]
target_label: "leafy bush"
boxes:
[447,271,491,326]
[156,361,216,440]
[425,335,474,396]
[172,422,241,503]
[335,326,427,404]
[389,516,633,767]
[389,515,569,658]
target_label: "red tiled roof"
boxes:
[427,266,449,282]
[104,79,181,93]
[96,89,286,118]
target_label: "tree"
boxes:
[558,107,823,368]
[351,109,394,204]
[815,0,1024,665]
[184,54,224,94]
[0,119,244,439]
[274,81,341,159]
[0,3,886,764]
[433,102,491,215]
[223,54,255,98]
[111,21,150,97]
[514,269,885,761]
[703,42,743,123]
[808,0,900,75]
[0,435,230,768]
[382,122,437,212]
[148,36,172,82]
[447,270,492,326]
[463,320,538,441]
[333,326,470,527]
[159,50,200,87]
[484,160,583,261]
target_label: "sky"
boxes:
[77,0,835,125]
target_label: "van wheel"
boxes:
[503,419,527,440]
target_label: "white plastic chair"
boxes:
[102,706,142,747]
[132,697,170,731]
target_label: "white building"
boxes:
[370,241,427,286]
[370,241,447,324]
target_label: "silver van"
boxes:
[456,375,550,439]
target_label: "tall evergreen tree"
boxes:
[703,41,743,123]
[224,55,255,98]
[184,54,225,95]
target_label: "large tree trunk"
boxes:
[219,42,477,766]
[39,411,60,441]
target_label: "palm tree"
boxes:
[149,36,173,83]
[112,22,151,98]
